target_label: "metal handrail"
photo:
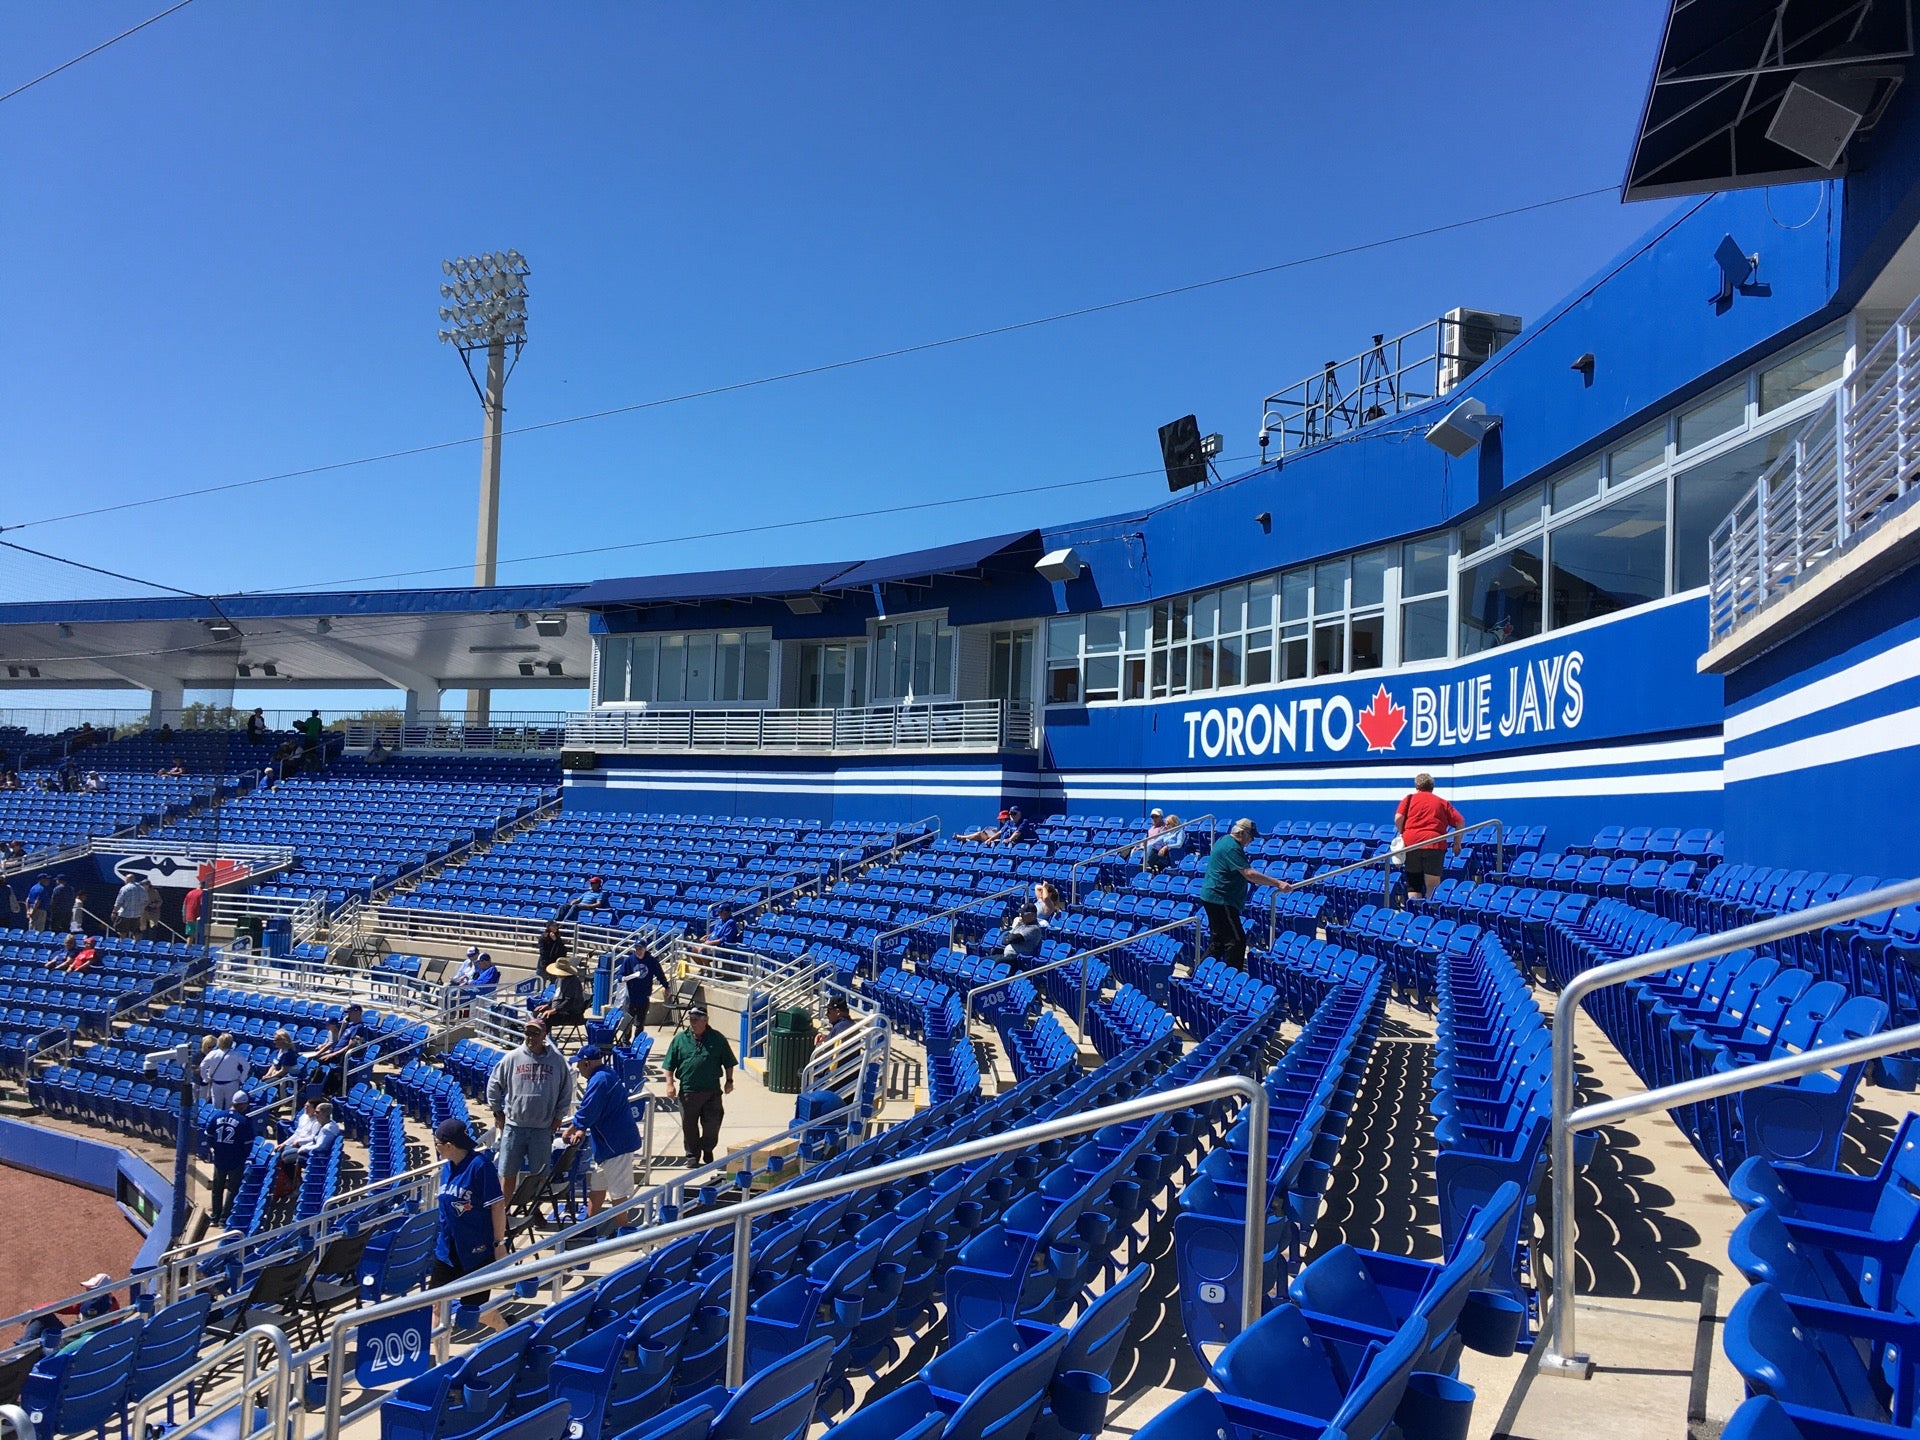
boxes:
[128,1323,294,1440]
[867,874,1036,974]
[1280,817,1506,923]
[315,1072,1271,1439]
[963,914,1201,1044]
[1538,874,1920,1377]
[1066,814,1220,904]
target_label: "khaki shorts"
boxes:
[591,1153,637,1200]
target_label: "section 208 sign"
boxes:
[1040,597,1723,773]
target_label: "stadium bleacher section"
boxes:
[156,757,559,909]
[1,768,1917,1440]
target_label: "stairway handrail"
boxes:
[1537,874,1920,1378]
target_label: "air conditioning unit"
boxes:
[1437,308,1522,395]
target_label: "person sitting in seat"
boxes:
[1002,904,1046,965]
[451,945,484,987]
[704,902,742,950]
[822,997,853,1040]
[561,876,610,923]
[262,1029,301,1085]
[157,756,186,778]
[532,955,589,1032]
[991,807,1032,845]
[465,952,502,998]
[277,1098,339,1160]
[957,809,1013,843]
[66,935,100,972]
[1033,880,1065,923]
[1142,809,1185,871]
[308,1005,366,1096]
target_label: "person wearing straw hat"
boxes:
[532,953,589,1031]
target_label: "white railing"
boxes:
[343,719,568,754]
[799,1009,890,1110]
[566,698,1035,755]
[209,889,328,945]
[214,948,459,1029]
[1709,293,1920,641]
[369,903,651,965]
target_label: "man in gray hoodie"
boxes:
[486,1019,574,1205]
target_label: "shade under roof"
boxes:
[1623,0,1912,202]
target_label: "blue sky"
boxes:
[0,2,1678,708]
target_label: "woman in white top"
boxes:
[1033,881,1066,924]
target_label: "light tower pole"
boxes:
[439,250,530,726]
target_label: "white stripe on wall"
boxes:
[1724,633,1920,743]
[1723,703,1920,783]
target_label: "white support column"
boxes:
[148,683,184,728]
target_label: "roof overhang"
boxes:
[0,584,593,692]
[1623,0,1913,202]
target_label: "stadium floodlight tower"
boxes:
[438,249,530,726]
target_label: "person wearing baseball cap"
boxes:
[563,1045,641,1218]
[1197,817,1291,971]
[662,1008,736,1167]
[432,1118,507,1330]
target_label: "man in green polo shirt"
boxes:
[663,1007,737,1165]
[1197,817,1291,971]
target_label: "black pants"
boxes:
[1201,901,1248,969]
[431,1254,489,1308]
[681,1089,724,1164]
[210,1165,242,1225]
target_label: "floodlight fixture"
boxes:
[439,248,531,726]
[518,661,536,677]
[533,613,568,637]
[1424,397,1501,458]
[546,661,564,677]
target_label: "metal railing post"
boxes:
[725,1212,754,1388]
[1537,875,1920,1378]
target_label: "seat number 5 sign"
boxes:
[356,1307,434,1387]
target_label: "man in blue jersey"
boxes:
[563,1045,640,1218]
[204,1094,257,1226]
[24,873,49,932]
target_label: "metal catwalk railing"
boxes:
[566,698,1034,754]
[1538,874,1920,1377]
[1709,290,1920,641]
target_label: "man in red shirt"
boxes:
[183,882,208,944]
[1394,773,1463,905]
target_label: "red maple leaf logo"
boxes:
[1355,684,1407,752]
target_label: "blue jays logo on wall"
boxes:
[102,853,251,890]
[1182,652,1586,761]
[1045,596,1723,773]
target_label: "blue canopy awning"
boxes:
[825,531,1042,590]
[565,562,857,609]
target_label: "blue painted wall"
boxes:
[0,1117,173,1271]
[573,599,1728,852]
[1720,563,1920,879]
